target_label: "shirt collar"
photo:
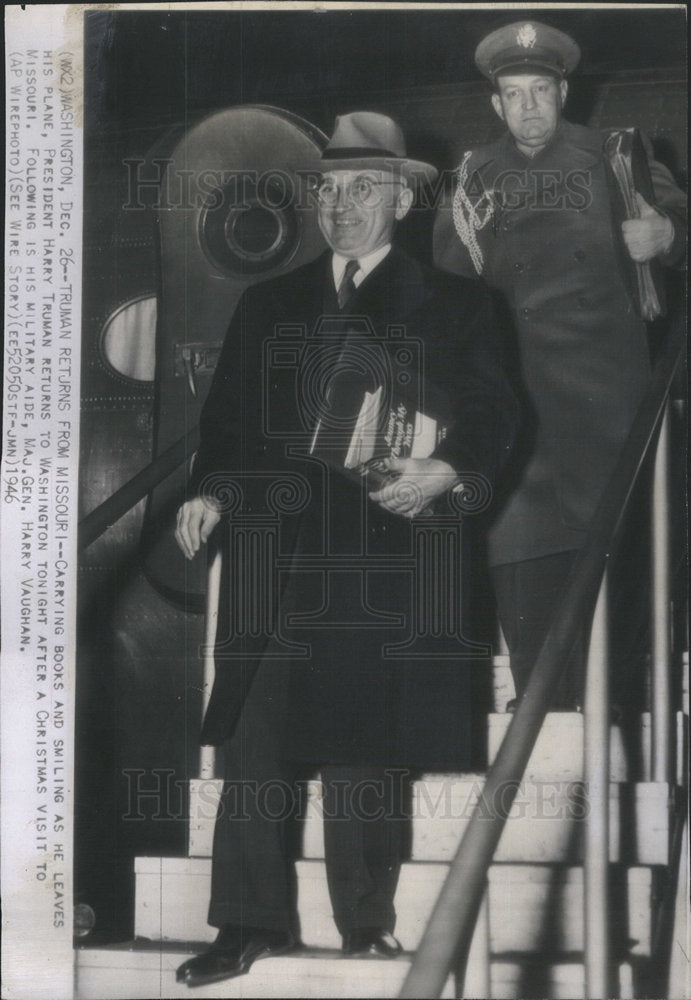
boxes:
[332,243,392,290]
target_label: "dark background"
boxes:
[77,7,687,944]
[85,7,687,134]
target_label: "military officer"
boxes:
[434,20,687,708]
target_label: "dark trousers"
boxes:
[208,661,406,937]
[490,550,587,708]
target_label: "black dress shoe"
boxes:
[176,926,296,987]
[342,928,402,957]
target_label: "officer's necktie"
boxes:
[337,258,359,311]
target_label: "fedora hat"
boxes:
[318,112,437,184]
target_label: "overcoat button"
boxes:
[574,250,586,262]
[513,262,524,272]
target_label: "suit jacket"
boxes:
[434,120,687,566]
[189,245,519,764]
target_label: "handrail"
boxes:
[583,568,611,996]
[399,306,685,999]
[78,427,200,551]
[651,401,672,781]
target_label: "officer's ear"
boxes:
[491,93,505,122]
[559,79,568,108]
[394,183,414,221]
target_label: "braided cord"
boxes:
[451,151,494,275]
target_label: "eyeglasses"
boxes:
[314,176,404,208]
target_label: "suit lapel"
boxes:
[348,246,424,328]
[267,251,334,329]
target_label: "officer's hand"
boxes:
[622,193,674,262]
[175,498,221,560]
[368,457,459,519]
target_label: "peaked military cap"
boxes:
[475,20,581,81]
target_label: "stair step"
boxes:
[490,957,636,1000]
[487,712,653,782]
[74,943,456,999]
[74,942,636,999]
[134,857,656,957]
[188,776,671,865]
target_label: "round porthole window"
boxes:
[100,294,157,382]
[199,174,300,276]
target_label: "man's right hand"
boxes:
[175,498,222,560]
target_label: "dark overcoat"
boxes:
[188,246,519,767]
[434,120,687,567]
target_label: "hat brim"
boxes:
[490,57,568,80]
[316,155,438,184]
[476,32,581,81]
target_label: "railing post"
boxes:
[461,887,490,999]
[199,546,222,780]
[584,566,610,999]
[667,815,689,999]
[651,400,672,783]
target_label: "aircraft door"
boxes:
[142,106,327,608]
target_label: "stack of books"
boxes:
[309,372,451,491]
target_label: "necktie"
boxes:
[337,259,359,311]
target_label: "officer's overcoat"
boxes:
[434,120,686,567]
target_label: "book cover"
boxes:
[309,364,451,490]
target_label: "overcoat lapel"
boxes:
[348,245,425,328]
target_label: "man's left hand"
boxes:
[622,193,674,262]
[369,457,459,518]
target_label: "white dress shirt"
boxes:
[331,243,392,294]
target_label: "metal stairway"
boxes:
[74,655,687,998]
[74,306,688,999]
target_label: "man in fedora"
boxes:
[174,111,518,986]
[434,20,686,711]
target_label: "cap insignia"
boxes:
[516,23,537,49]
